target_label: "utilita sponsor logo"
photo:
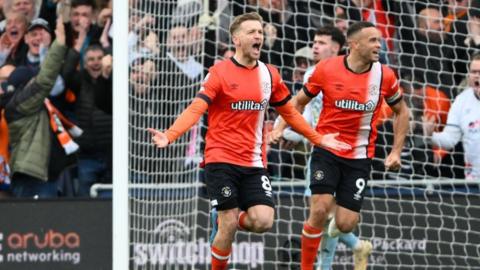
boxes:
[231,99,267,111]
[335,99,375,112]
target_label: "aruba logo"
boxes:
[7,230,80,249]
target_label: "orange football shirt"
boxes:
[304,55,402,159]
[198,58,291,168]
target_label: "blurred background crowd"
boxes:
[142,0,480,187]
[0,0,112,199]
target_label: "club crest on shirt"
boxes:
[221,186,232,197]
[368,84,379,96]
[261,82,271,95]
[313,170,324,181]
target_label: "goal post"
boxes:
[112,0,129,269]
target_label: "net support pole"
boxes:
[113,0,129,269]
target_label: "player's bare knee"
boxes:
[219,215,238,234]
[248,205,274,232]
[336,218,357,233]
[309,195,334,225]
[310,203,330,221]
[251,216,273,233]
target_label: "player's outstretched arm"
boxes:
[275,100,351,152]
[148,97,208,148]
[385,99,410,170]
[269,91,311,144]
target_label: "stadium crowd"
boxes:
[1,0,480,199]
[0,0,112,199]
[210,0,480,182]
[143,0,480,184]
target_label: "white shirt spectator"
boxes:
[432,87,480,180]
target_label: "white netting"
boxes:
[128,0,203,269]
[126,0,480,269]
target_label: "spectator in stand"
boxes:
[423,54,480,180]
[130,57,156,97]
[0,0,38,32]
[334,13,349,38]
[155,23,203,177]
[129,57,159,182]
[258,0,310,79]
[3,16,80,198]
[163,24,202,82]
[371,78,461,180]
[63,44,112,197]
[444,0,469,36]
[18,18,85,121]
[291,46,313,94]
[452,1,480,88]
[0,64,15,198]
[219,0,310,79]
[398,7,455,97]
[96,0,112,29]
[170,0,204,57]
[171,0,202,27]
[214,47,235,65]
[128,14,159,64]
[38,0,59,31]
[97,0,112,53]
[65,0,102,67]
[336,0,396,64]
[0,11,28,66]
[16,18,51,67]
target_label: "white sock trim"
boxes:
[302,229,323,238]
[211,251,230,261]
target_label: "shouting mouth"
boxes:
[252,42,261,53]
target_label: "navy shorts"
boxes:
[204,163,275,211]
[309,147,371,212]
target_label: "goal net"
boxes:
[124,0,480,269]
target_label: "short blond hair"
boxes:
[229,12,263,36]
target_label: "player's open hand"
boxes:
[147,128,169,148]
[268,127,283,145]
[384,152,401,171]
[319,132,351,151]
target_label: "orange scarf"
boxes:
[0,110,10,184]
[44,99,83,155]
[444,10,467,33]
